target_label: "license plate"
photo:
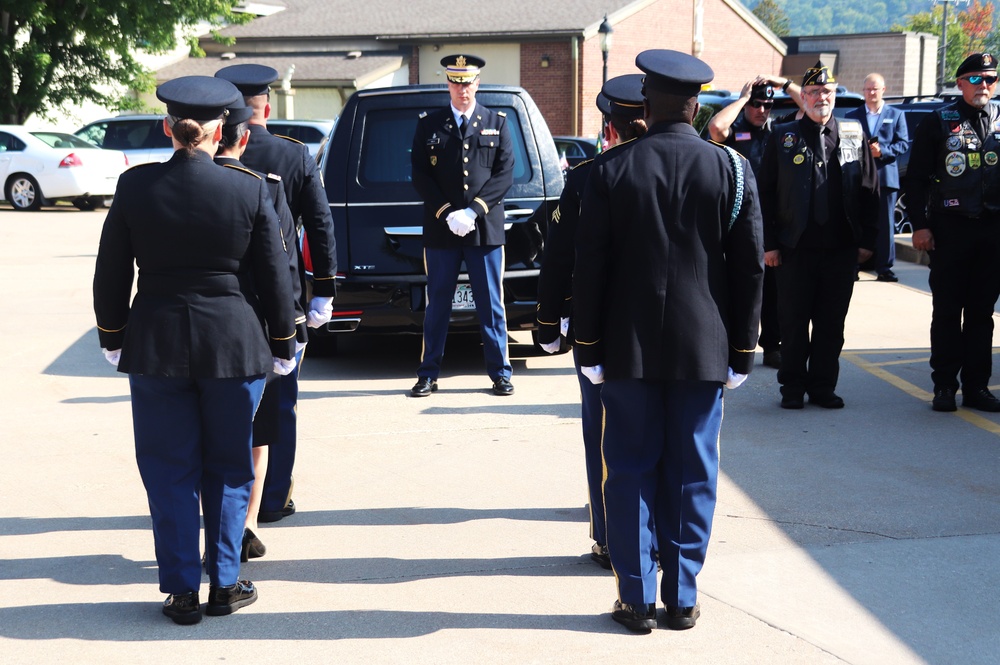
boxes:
[452,283,476,310]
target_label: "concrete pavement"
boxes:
[1,207,999,664]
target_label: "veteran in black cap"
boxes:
[215,62,338,524]
[757,62,878,411]
[93,75,297,624]
[906,52,1000,412]
[572,50,764,633]
[409,54,516,397]
[536,73,647,573]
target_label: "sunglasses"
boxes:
[748,101,774,109]
[962,75,999,86]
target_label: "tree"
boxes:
[893,5,970,84]
[753,0,791,36]
[0,2,252,125]
[960,0,995,55]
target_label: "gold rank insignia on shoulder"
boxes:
[275,134,304,145]
[221,164,262,179]
[126,161,159,172]
[418,111,428,118]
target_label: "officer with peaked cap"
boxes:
[215,63,338,523]
[409,54,516,397]
[93,75,297,624]
[758,62,878,411]
[536,73,648,572]
[907,52,1000,412]
[573,50,764,632]
[214,95,308,562]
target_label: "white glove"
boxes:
[446,212,466,237]
[272,356,297,376]
[725,367,748,389]
[102,348,121,367]
[306,296,333,329]
[560,317,570,337]
[447,208,477,237]
[540,339,562,354]
[581,364,605,385]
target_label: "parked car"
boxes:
[0,126,128,211]
[75,115,174,166]
[266,119,334,157]
[306,84,564,351]
[694,87,866,136]
[554,135,598,169]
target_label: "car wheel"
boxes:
[5,174,43,211]
[894,192,913,235]
[531,329,572,355]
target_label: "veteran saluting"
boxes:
[410,54,516,397]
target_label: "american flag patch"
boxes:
[735,132,752,141]
[944,199,961,207]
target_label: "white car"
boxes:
[266,119,334,157]
[0,126,128,211]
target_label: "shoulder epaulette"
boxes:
[600,137,635,155]
[266,172,282,183]
[497,111,507,117]
[125,161,159,172]
[418,111,428,119]
[221,163,262,179]
[275,134,304,146]
[569,157,595,171]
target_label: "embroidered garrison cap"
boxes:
[802,61,836,87]
[441,54,485,83]
[156,76,241,121]
[635,49,714,97]
[956,52,998,77]
[223,96,254,126]
[601,74,646,119]
[215,63,280,96]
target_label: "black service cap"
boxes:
[223,96,254,125]
[602,74,645,119]
[156,76,240,121]
[957,52,998,77]
[215,63,279,96]
[635,49,714,97]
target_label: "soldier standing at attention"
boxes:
[409,54,516,397]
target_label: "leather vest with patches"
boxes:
[930,102,1000,217]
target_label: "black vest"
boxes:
[930,102,1000,217]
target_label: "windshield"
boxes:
[31,132,98,149]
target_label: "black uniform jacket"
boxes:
[536,158,592,345]
[216,155,309,343]
[94,149,296,378]
[411,103,515,248]
[573,122,765,379]
[240,125,338,298]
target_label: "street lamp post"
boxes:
[599,15,613,85]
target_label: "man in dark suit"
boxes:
[758,62,879,410]
[573,50,764,632]
[215,63,339,523]
[409,54,516,397]
[846,72,910,281]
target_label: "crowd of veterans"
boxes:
[93,48,1000,632]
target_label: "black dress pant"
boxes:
[927,218,1000,391]
[758,265,780,353]
[774,245,857,398]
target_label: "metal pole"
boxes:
[602,51,608,85]
[940,0,949,94]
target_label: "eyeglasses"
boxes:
[803,87,836,98]
[748,101,774,109]
[961,75,999,86]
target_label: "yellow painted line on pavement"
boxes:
[843,352,1000,436]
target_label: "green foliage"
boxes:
[0,1,252,124]
[753,0,791,36]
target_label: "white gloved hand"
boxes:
[454,208,477,236]
[560,317,570,337]
[272,356,297,376]
[446,211,466,237]
[540,339,562,354]
[581,364,605,385]
[725,367,748,389]
[102,348,121,367]
[306,296,333,329]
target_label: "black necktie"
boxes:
[459,115,468,136]
[814,125,829,226]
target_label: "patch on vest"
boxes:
[782,132,796,149]
[946,135,963,151]
[969,153,982,169]
[986,151,998,166]
[793,154,805,165]
[945,151,967,176]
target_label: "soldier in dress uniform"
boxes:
[409,54,516,397]
[215,96,308,562]
[93,76,297,624]
[215,63,339,523]
[908,53,1000,412]
[757,62,879,410]
[536,73,647,570]
[573,50,764,632]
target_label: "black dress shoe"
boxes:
[258,499,295,524]
[410,377,438,397]
[590,543,612,570]
[780,394,804,409]
[162,591,201,625]
[762,350,781,368]
[241,528,266,562]
[664,604,700,630]
[492,377,514,396]
[876,270,899,283]
[809,392,845,409]
[932,386,957,412]
[962,387,1000,412]
[206,580,258,616]
[611,600,657,633]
